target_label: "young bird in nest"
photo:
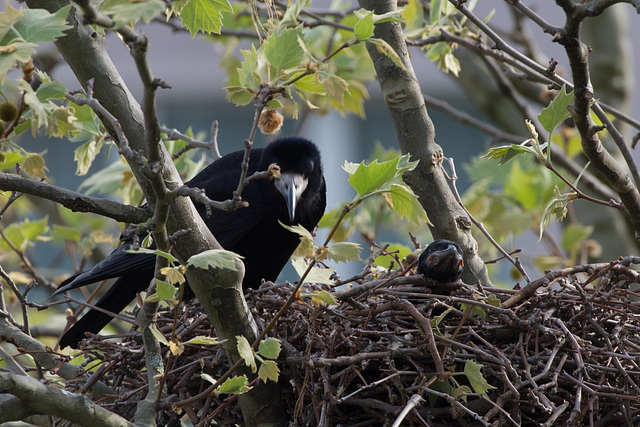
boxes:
[417,239,464,283]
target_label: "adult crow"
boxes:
[54,137,326,348]
[417,239,464,283]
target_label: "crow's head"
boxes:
[417,239,464,283]
[263,137,325,223]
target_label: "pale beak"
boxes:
[275,173,308,222]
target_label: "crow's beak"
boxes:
[276,173,308,222]
[428,244,464,267]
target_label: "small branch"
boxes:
[164,120,222,162]
[391,394,425,427]
[441,157,531,283]
[396,299,445,381]
[422,94,619,202]
[501,257,640,308]
[421,385,491,426]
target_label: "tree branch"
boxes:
[0,172,150,223]
[0,373,135,427]
[554,0,640,239]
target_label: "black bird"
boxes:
[417,239,464,283]
[54,137,326,348]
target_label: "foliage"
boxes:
[0,0,639,425]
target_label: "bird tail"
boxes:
[59,275,147,349]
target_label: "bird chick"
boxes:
[417,239,464,283]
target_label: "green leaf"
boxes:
[538,85,573,134]
[280,222,315,242]
[19,79,48,130]
[430,0,446,23]
[302,290,338,306]
[452,385,473,402]
[354,10,374,40]
[430,307,452,336]
[281,222,316,258]
[47,106,77,138]
[101,0,165,29]
[463,360,496,396]
[226,86,255,106]
[291,258,334,285]
[365,38,408,72]
[155,279,177,301]
[180,0,233,36]
[561,224,593,252]
[459,302,486,318]
[160,266,186,285]
[292,73,326,95]
[345,154,418,196]
[51,225,82,242]
[236,45,265,89]
[201,372,217,385]
[280,0,309,26]
[353,7,405,24]
[0,41,36,85]
[13,5,72,43]
[236,335,256,373]
[264,27,305,72]
[258,338,281,360]
[187,248,243,271]
[402,0,424,31]
[442,51,461,77]
[0,217,50,251]
[0,4,23,41]
[266,99,284,110]
[183,336,226,345]
[125,247,179,264]
[74,140,99,176]
[23,153,48,179]
[387,184,430,225]
[327,242,361,263]
[141,234,153,248]
[258,360,280,383]
[150,323,169,346]
[482,143,537,165]
[539,190,572,239]
[216,375,252,395]
[323,74,349,107]
[504,161,557,212]
[36,80,67,101]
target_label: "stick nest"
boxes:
[68,258,640,426]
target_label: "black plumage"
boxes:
[54,137,326,348]
[417,239,464,283]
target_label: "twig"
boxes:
[391,394,424,427]
[441,156,531,282]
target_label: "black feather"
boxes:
[54,137,326,348]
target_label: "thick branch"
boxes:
[0,316,114,399]
[0,373,134,427]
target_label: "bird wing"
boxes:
[53,237,156,296]
[187,148,267,250]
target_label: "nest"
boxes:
[67,258,640,426]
